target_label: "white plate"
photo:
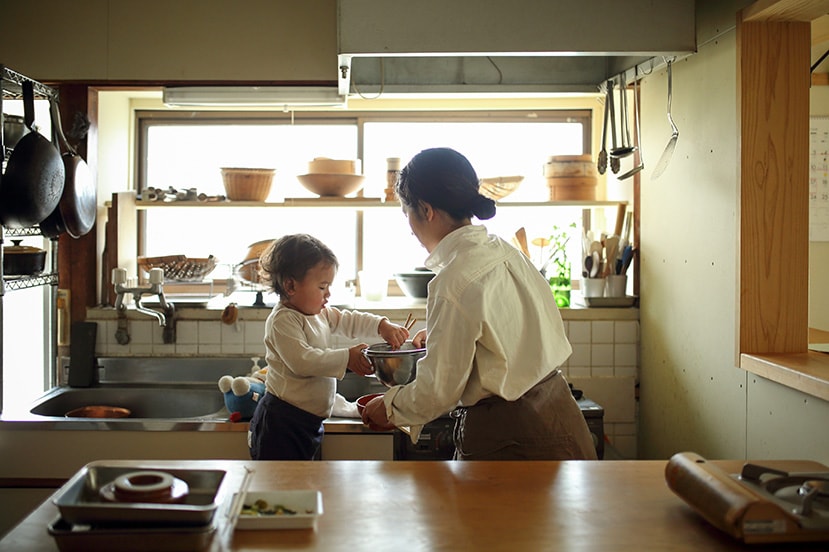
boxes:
[233,490,323,530]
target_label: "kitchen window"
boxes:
[137,110,590,300]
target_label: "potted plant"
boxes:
[543,223,575,308]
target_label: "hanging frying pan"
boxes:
[40,97,96,238]
[0,80,64,228]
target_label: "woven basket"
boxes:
[220,168,275,201]
[479,176,524,201]
[138,255,217,282]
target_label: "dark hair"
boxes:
[258,234,339,297]
[396,147,496,221]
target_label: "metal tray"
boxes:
[52,462,236,526]
[48,516,216,552]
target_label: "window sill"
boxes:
[740,329,829,402]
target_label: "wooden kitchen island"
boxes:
[1,458,827,551]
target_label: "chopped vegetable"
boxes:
[241,499,298,516]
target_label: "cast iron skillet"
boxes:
[40,97,96,238]
[0,80,64,228]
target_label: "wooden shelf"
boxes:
[135,199,627,210]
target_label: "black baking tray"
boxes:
[48,516,216,552]
[52,461,230,526]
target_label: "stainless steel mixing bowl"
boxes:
[363,342,426,387]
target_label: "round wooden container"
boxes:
[544,155,597,200]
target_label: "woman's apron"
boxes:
[451,370,598,461]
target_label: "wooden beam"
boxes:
[743,0,829,22]
[813,72,829,85]
[738,19,811,354]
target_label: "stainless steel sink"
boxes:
[29,386,225,419]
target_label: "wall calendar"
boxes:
[810,116,829,241]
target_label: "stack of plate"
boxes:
[48,461,246,551]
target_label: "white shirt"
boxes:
[384,224,572,440]
[264,305,385,418]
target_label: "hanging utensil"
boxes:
[652,58,679,179]
[597,87,609,175]
[611,72,635,160]
[619,68,645,181]
[606,80,621,174]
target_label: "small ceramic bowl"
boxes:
[356,393,384,416]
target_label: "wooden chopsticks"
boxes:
[404,313,417,331]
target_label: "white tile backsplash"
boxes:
[177,321,199,344]
[591,321,614,343]
[591,343,614,366]
[614,320,639,343]
[567,321,591,343]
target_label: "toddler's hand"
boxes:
[379,319,408,349]
[348,343,374,376]
[411,328,427,348]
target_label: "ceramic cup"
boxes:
[358,271,388,301]
[605,274,628,297]
[581,277,605,298]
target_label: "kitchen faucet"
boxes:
[112,267,176,343]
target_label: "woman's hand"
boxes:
[378,319,409,349]
[411,328,427,348]
[362,395,395,431]
[347,343,374,376]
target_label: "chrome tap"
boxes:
[112,267,177,343]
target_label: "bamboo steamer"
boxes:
[307,158,361,175]
[544,155,597,200]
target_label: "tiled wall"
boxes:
[92,313,640,458]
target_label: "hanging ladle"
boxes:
[597,86,609,175]
[652,58,679,179]
[606,80,620,174]
[619,67,644,180]
[610,72,636,160]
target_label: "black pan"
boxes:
[0,80,65,228]
[40,98,96,238]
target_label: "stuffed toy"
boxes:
[218,358,268,422]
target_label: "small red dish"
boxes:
[356,393,384,416]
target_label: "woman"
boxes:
[362,147,597,461]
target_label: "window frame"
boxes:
[134,108,592,276]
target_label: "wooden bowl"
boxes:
[297,173,365,197]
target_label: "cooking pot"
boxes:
[2,114,29,148]
[3,240,46,276]
[0,80,65,228]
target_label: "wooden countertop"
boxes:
[741,327,829,402]
[2,458,828,551]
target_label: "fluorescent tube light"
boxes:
[162,86,347,108]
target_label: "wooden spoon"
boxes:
[515,227,531,258]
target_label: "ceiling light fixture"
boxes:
[162,86,347,108]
